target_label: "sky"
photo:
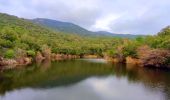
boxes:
[0,0,170,35]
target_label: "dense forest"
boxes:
[0,13,169,68]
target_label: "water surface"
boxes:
[0,59,170,100]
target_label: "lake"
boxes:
[0,59,170,100]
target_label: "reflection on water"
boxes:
[0,59,170,100]
[80,59,107,63]
[0,77,165,100]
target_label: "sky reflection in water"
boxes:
[0,76,164,100]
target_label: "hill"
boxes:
[32,18,93,36]
[32,18,141,38]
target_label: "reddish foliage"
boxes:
[137,46,170,68]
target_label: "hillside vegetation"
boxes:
[0,13,169,68]
[0,13,115,58]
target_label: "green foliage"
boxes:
[27,50,36,57]
[1,27,18,42]
[158,39,170,49]
[0,39,13,48]
[158,26,170,36]
[4,49,15,58]
[123,45,137,58]
[15,48,27,58]
[106,49,117,57]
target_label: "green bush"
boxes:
[1,27,18,42]
[4,49,15,58]
[27,50,36,57]
[0,39,13,48]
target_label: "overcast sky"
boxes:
[0,0,170,35]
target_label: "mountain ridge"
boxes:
[32,18,142,38]
[32,18,93,36]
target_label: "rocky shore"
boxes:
[0,53,81,70]
[105,56,170,68]
[0,51,169,70]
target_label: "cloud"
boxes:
[91,14,122,32]
[0,0,170,34]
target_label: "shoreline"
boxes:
[0,53,169,70]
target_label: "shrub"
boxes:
[4,49,15,59]
[0,39,13,48]
[138,46,170,68]
[1,27,18,42]
[15,48,27,58]
[27,50,36,57]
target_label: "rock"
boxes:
[24,57,32,65]
[0,57,4,61]
[0,59,17,66]
[16,57,32,65]
[126,57,142,65]
[42,46,51,60]
[36,52,45,62]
